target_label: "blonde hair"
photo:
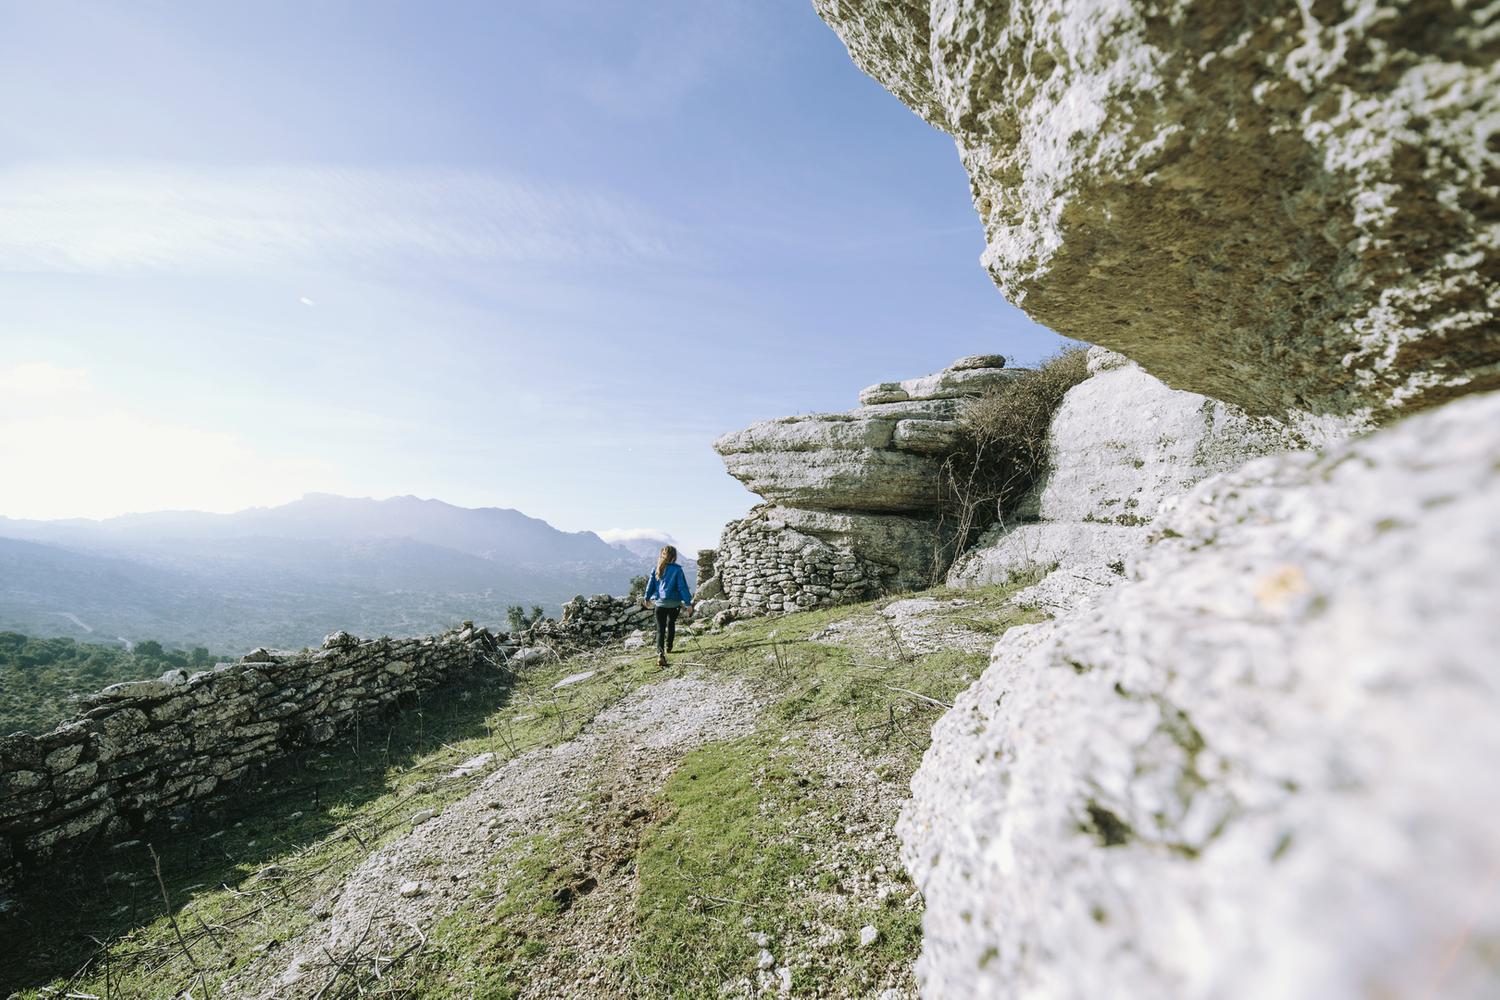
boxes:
[655,544,677,581]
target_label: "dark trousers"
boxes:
[654,606,680,654]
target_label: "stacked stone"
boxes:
[716,506,901,615]
[711,355,1023,616]
[0,624,509,892]
[553,593,655,643]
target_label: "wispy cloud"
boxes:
[596,527,678,546]
[0,162,675,275]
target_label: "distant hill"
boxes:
[0,495,693,653]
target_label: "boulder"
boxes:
[901,389,1500,998]
[717,437,942,513]
[949,354,1006,371]
[812,0,1500,419]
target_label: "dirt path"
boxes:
[808,596,1011,656]
[220,674,762,999]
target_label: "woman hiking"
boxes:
[643,544,693,667]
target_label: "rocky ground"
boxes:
[4,584,1032,1000]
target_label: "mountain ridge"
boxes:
[0,494,693,652]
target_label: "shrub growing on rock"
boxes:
[937,347,1090,571]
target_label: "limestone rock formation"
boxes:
[812,0,1500,418]
[948,347,1317,613]
[712,356,1022,614]
[715,365,1022,513]
[900,390,1500,998]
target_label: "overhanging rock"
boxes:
[812,0,1500,419]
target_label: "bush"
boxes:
[936,347,1091,574]
[627,575,648,601]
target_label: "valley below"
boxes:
[0,494,681,653]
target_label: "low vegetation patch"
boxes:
[0,632,231,734]
[936,346,1091,572]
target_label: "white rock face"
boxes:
[901,390,1500,999]
[949,348,1319,613]
[812,0,1500,418]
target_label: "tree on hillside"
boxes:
[0,632,225,735]
[628,575,648,600]
[506,605,547,631]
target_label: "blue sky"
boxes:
[0,0,1068,551]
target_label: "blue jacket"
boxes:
[646,563,693,606]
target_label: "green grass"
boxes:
[629,735,811,994]
[358,834,578,1000]
[3,582,1036,999]
[1,647,662,998]
[623,732,921,996]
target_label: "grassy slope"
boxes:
[2,584,1036,999]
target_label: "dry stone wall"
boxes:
[0,624,512,892]
[549,593,655,645]
[715,505,909,615]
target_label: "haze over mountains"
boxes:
[0,494,687,652]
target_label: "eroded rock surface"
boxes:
[901,390,1500,998]
[713,356,1021,615]
[948,347,1317,613]
[715,362,1021,513]
[813,0,1500,418]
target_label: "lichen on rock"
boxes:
[948,346,1322,613]
[813,0,1500,419]
[901,389,1500,998]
